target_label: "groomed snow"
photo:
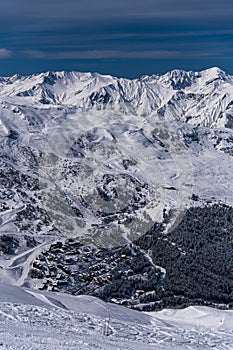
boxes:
[0,282,232,349]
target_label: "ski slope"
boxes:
[0,282,232,350]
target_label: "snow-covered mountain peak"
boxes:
[161,69,200,90]
[0,67,233,128]
[201,66,230,84]
[201,66,226,78]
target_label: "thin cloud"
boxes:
[0,48,12,58]
[22,49,180,60]
[22,49,215,60]
[23,50,48,58]
[113,29,233,40]
[42,50,182,60]
[1,0,233,22]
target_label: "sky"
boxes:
[0,0,233,78]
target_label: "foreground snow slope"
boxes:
[0,282,233,350]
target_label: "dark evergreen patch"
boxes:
[0,235,19,255]
[136,203,233,310]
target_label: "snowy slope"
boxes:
[0,282,233,350]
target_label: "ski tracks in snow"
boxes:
[0,297,233,350]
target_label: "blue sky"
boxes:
[0,0,233,77]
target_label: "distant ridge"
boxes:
[0,67,232,128]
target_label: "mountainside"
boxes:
[0,67,233,310]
